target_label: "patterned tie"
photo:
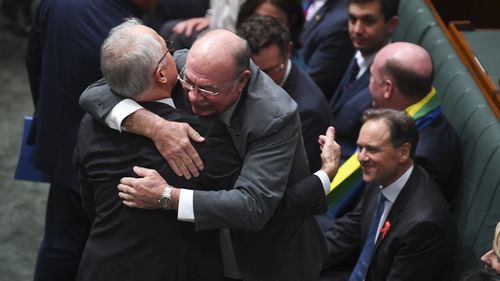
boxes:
[343,61,360,93]
[348,192,386,281]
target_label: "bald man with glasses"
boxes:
[75,19,244,281]
[79,25,339,280]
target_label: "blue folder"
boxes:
[14,116,49,183]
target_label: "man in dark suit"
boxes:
[25,0,157,280]
[321,108,457,281]
[369,42,461,205]
[329,0,399,161]
[299,0,355,98]
[74,20,241,280]
[79,28,332,280]
[237,15,331,172]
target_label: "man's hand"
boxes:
[318,126,341,181]
[122,109,205,179]
[152,119,205,179]
[172,17,211,37]
[118,166,167,209]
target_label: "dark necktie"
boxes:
[348,192,386,281]
[343,61,360,93]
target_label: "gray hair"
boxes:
[100,18,164,98]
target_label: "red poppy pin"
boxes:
[380,221,391,239]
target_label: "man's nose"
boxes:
[352,21,364,33]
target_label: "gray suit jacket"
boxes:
[79,50,327,281]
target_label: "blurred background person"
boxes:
[237,15,330,172]
[298,0,355,98]
[25,0,157,280]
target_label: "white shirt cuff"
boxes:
[104,99,142,132]
[314,170,331,195]
[177,189,194,222]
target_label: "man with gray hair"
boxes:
[79,27,336,280]
[75,19,242,280]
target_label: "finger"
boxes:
[185,23,194,36]
[176,159,193,180]
[120,176,136,186]
[187,125,205,143]
[180,152,199,178]
[123,200,137,208]
[173,22,186,34]
[167,158,183,177]
[118,191,129,200]
[132,166,155,177]
[325,126,335,141]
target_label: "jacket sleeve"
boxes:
[192,111,302,231]
[79,78,126,123]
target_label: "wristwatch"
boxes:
[159,185,173,209]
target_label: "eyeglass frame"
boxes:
[261,62,285,76]
[155,39,175,69]
[177,66,244,97]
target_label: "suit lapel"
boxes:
[329,65,370,114]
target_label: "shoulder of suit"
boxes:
[245,63,298,117]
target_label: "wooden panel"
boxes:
[448,20,500,119]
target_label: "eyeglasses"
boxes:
[177,66,242,97]
[155,40,175,69]
[262,62,284,76]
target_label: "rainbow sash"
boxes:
[325,88,441,217]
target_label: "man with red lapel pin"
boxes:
[321,108,457,281]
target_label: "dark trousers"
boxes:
[33,180,91,281]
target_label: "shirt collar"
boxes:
[280,59,293,87]
[219,94,242,126]
[153,97,176,108]
[380,164,414,203]
[354,50,376,79]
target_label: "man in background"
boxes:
[321,108,456,281]
[368,42,461,205]
[329,0,399,161]
[237,15,331,172]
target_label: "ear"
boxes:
[155,65,168,84]
[398,142,411,163]
[237,69,251,93]
[383,79,393,99]
[387,16,399,34]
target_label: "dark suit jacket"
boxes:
[329,57,372,161]
[79,51,328,281]
[299,0,355,98]
[74,102,242,281]
[25,0,143,192]
[322,165,457,281]
[284,63,332,172]
[415,113,461,205]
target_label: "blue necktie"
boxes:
[343,61,360,93]
[348,192,386,281]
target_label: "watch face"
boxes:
[160,197,172,209]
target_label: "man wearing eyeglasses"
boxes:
[75,19,244,281]
[237,15,331,173]
[79,26,334,280]
[26,0,158,280]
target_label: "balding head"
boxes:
[189,29,251,79]
[371,42,433,106]
[182,29,252,116]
